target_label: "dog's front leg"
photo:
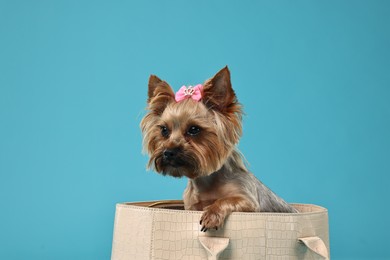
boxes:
[199,196,256,232]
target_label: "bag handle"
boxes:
[198,236,328,260]
[298,236,329,259]
[198,237,229,260]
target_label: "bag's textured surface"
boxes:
[111,201,329,260]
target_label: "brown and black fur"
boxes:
[141,66,297,232]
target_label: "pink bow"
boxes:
[175,84,203,102]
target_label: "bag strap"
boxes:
[298,236,329,259]
[198,237,230,260]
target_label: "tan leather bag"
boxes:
[111,200,330,260]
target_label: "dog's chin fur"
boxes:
[141,66,297,231]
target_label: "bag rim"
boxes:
[115,200,328,217]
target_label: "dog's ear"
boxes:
[202,66,237,112]
[202,66,243,143]
[147,75,175,114]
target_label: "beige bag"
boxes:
[111,200,330,260]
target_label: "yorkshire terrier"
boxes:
[141,66,297,232]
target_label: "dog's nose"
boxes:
[163,149,178,160]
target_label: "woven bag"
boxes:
[111,200,330,260]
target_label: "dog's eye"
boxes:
[187,126,201,136]
[160,126,170,137]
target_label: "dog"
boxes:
[141,66,297,232]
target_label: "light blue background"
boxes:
[1,1,389,259]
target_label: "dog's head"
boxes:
[140,66,243,179]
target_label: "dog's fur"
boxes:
[141,66,297,231]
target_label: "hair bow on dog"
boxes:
[175,84,203,102]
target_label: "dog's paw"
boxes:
[199,205,226,232]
